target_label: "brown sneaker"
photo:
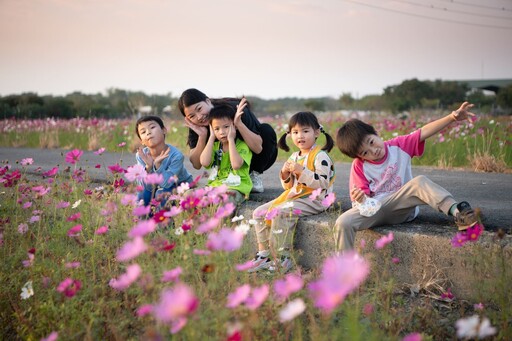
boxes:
[454,201,478,231]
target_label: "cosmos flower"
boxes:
[20,281,34,300]
[65,149,83,164]
[109,263,142,291]
[125,164,147,182]
[274,273,304,301]
[375,232,394,249]
[116,237,148,262]
[279,298,306,322]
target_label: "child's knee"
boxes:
[334,213,356,233]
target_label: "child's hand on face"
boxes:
[234,97,247,127]
[228,123,236,142]
[451,101,475,122]
[137,147,154,170]
[351,186,366,203]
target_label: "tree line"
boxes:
[1,79,511,119]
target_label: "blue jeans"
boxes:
[138,186,175,207]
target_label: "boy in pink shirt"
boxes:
[334,101,479,252]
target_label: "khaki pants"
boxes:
[253,198,326,253]
[334,175,456,252]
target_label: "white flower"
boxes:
[20,281,34,300]
[392,132,398,137]
[231,215,244,222]
[248,219,259,225]
[456,315,496,339]
[489,120,495,124]
[174,227,184,236]
[272,229,283,234]
[279,298,306,322]
[177,182,190,195]
[72,199,82,209]
[281,202,294,209]
[235,223,250,235]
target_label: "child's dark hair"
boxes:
[178,88,250,116]
[278,111,334,152]
[208,103,236,122]
[336,118,378,158]
[135,115,165,139]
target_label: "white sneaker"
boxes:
[268,256,293,273]
[250,171,264,193]
[247,251,272,273]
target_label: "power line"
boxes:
[340,0,512,29]
[437,0,512,13]
[392,0,512,20]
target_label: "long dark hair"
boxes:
[278,111,334,152]
[178,88,250,116]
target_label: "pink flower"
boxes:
[235,260,256,271]
[94,147,105,155]
[22,249,35,267]
[321,192,336,207]
[41,331,58,341]
[65,261,81,268]
[466,223,483,242]
[118,142,126,147]
[309,188,322,200]
[133,205,151,217]
[362,303,374,316]
[29,215,40,224]
[196,217,220,234]
[441,288,454,301]
[308,251,370,314]
[65,149,83,164]
[451,232,468,248]
[226,284,251,308]
[265,208,280,220]
[67,224,82,237]
[56,277,82,297]
[274,273,304,301]
[56,201,70,209]
[161,267,183,283]
[164,206,183,217]
[121,194,138,206]
[109,263,142,290]
[116,237,148,262]
[474,302,484,311]
[22,201,32,209]
[42,166,59,178]
[402,333,422,341]
[279,298,306,322]
[108,163,126,174]
[145,173,164,185]
[95,225,109,235]
[392,257,400,264]
[375,232,394,249]
[128,219,157,238]
[292,209,302,215]
[95,164,101,168]
[83,189,93,195]
[137,304,153,317]
[206,228,244,252]
[66,212,81,221]
[125,164,147,182]
[193,249,211,256]
[214,202,236,219]
[245,284,269,310]
[152,283,199,326]
[18,223,29,234]
[20,158,34,166]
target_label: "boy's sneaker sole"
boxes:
[247,257,272,273]
[454,201,480,231]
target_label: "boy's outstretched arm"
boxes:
[420,101,475,142]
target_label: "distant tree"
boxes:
[304,99,325,112]
[384,78,433,112]
[43,97,74,118]
[357,95,387,111]
[496,84,512,110]
[431,80,468,108]
[339,92,354,109]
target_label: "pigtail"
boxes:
[278,132,290,152]
[320,125,335,152]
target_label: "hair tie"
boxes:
[319,125,325,134]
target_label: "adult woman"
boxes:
[178,88,277,193]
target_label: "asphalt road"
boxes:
[2,147,511,232]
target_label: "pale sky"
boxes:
[1,0,511,99]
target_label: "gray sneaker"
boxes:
[247,252,271,273]
[268,256,293,273]
[250,171,264,193]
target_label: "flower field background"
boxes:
[0,112,511,340]
[1,111,510,171]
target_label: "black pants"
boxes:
[250,123,278,173]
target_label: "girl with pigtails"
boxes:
[247,111,336,273]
